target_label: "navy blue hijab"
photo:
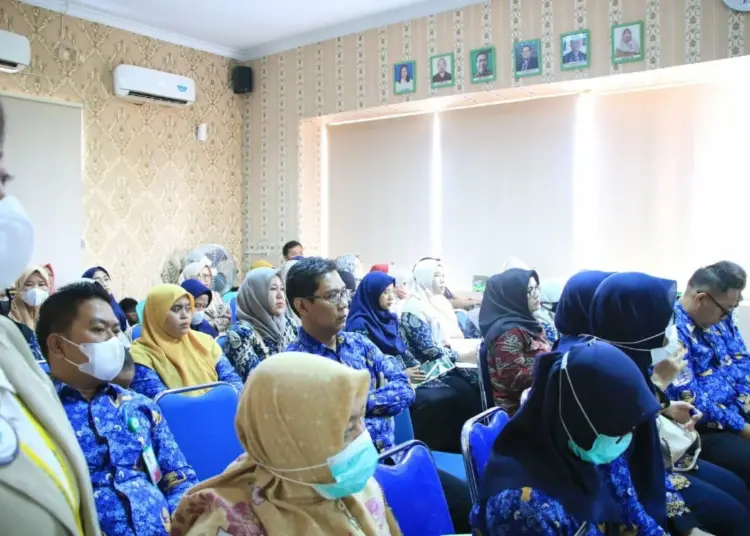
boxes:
[479,268,543,347]
[180,279,218,338]
[554,270,613,352]
[476,341,665,528]
[345,272,405,356]
[589,272,676,381]
[82,266,127,331]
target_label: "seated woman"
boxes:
[478,268,551,416]
[590,272,750,536]
[170,352,401,536]
[180,279,219,338]
[179,260,231,334]
[225,267,296,381]
[346,271,481,453]
[129,284,243,398]
[9,264,50,360]
[82,266,129,332]
[400,258,480,369]
[476,342,670,535]
[336,253,364,285]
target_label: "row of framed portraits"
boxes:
[394,20,645,95]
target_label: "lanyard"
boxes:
[17,402,83,536]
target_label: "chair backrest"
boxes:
[376,440,454,536]
[136,300,146,323]
[230,297,237,323]
[460,407,509,504]
[476,342,493,410]
[131,324,142,340]
[222,290,238,304]
[393,409,415,445]
[216,334,228,354]
[155,382,243,481]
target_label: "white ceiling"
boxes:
[22,0,481,60]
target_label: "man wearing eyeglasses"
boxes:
[284,257,415,453]
[668,261,750,487]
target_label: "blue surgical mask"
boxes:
[260,429,379,499]
[559,351,632,466]
[568,431,633,465]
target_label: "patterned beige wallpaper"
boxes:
[245,0,748,262]
[0,0,244,298]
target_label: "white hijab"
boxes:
[402,259,463,344]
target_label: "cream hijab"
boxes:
[402,259,463,343]
[171,352,401,536]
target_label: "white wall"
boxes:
[0,95,83,287]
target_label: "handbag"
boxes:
[656,415,701,472]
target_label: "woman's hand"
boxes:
[405,366,427,384]
[651,349,688,389]
[663,401,702,431]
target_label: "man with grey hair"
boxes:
[668,261,750,487]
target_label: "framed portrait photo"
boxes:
[469,47,497,84]
[430,52,455,89]
[723,0,750,12]
[514,39,542,78]
[393,60,417,95]
[611,21,644,64]
[560,30,590,70]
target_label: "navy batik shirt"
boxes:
[286,328,415,451]
[55,380,198,535]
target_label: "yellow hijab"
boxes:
[250,259,273,270]
[171,352,402,536]
[130,284,220,395]
[9,265,50,330]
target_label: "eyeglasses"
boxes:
[306,289,351,307]
[527,286,540,297]
[705,293,734,319]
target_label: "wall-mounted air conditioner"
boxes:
[113,64,196,107]
[0,30,31,73]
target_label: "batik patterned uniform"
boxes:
[225,317,297,381]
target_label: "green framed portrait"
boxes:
[469,46,496,84]
[430,52,455,89]
[393,60,417,95]
[611,21,644,64]
[560,30,590,70]
[513,39,542,78]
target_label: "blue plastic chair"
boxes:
[230,297,237,324]
[222,290,238,304]
[460,406,509,504]
[376,440,454,536]
[136,300,146,323]
[393,409,466,480]
[476,342,493,410]
[216,334,228,354]
[131,324,142,340]
[155,382,243,481]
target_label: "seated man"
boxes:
[669,263,750,486]
[710,261,750,383]
[285,256,415,452]
[36,281,198,536]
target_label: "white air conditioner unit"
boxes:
[0,30,31,73]
[113,64,196,107]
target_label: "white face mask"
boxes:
[191,310,205,325]
[22,287,48,307]
[0,196,35,288]
[650,323,679,365]
[63,336,125,382]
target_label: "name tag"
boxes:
[142,445,162,485]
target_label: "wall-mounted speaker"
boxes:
[232,66,253,94]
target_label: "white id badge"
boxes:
[142,445,162,485]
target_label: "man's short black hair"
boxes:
[282,240,302,258]
[286,257,337,316]
[118,297,138,312]
[36,281,112,358]
[687,261,746,296]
